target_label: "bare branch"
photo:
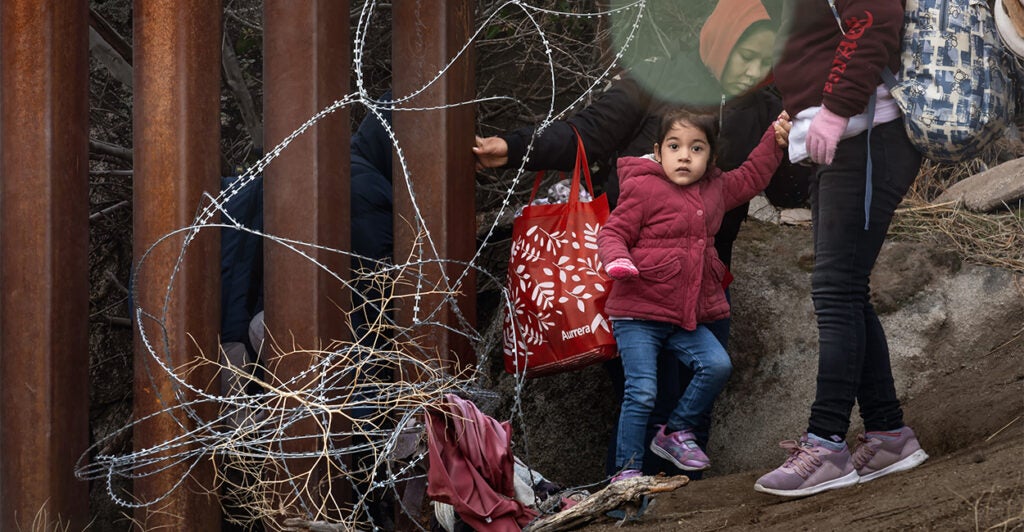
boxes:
[89,9,133,66]
[226,9,262,32]
[525,475,690,532]
[90,139,133,162]
[222,31,264,153]
[89,9,133,88]
[90,200,131,222]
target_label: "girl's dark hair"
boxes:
[655,108,720,160]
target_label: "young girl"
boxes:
[598,108,790,481]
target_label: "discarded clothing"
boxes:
[426,394,537,531]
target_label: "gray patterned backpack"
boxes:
[830,0,1016,162]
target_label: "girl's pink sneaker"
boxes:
[610,469,642,484]
[649,424,710,471]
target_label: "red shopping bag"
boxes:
[502,133,617,377]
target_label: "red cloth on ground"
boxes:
[426,394,537,531]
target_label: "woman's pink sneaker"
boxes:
[853,426,929,483]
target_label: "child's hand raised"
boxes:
[774,111,792,148]
[605,258,639,280]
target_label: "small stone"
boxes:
[780,208,812,225]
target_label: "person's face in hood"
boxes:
[718,25,776,97]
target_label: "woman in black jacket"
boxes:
[475,0,809,479]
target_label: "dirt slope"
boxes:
[583,425,1022,531]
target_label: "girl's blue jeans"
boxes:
[612,319,732,470]
[807,117,921,439]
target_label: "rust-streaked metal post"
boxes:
[0,2,90,529]
[392,0,477,369]
[132,1,222,529]
[263,0,350,521]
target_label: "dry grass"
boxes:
[890,200,1024,272]
[20,502,78,532]
[890,139,1024,274]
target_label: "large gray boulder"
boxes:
[935,156,1024,212]
[712,220,1023,473]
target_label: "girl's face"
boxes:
[719,27,776,97]
[654,122,711,186]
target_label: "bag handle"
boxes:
[527,125,597,205]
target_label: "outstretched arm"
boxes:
[473,73,653,172]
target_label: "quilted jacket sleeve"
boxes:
[597,173,645,266]
[720,126,784,212]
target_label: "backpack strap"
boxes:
[879,68,898,90]
[826,0,844,32]
[863,93,876,231]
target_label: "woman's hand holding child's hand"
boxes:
[605,258,639,280]
[773,111,792,148]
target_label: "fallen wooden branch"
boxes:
[280,474,689,531]
[524,474,689,532]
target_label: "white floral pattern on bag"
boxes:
[503,219,612,362]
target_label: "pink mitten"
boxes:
[806,106,849,165]
[605,258,639,280]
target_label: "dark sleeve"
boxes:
[764,159,813,208]
[500,75,653,172]
[350,90,394,181]
[722,89,811,208]
[720,127,784,212]
[756,88,812,208]
[220,175,265,343]
[824,0,904,116]
[350,160,394,261]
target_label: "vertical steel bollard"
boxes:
[132,0,222,529]
[0,2,90,529]
[392,0,477,373]
[263,0,350,523]
[391,3,476,525]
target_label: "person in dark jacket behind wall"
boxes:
[474,0,812,479]
[350,92,395,352]
[228,93,398,386]
[753,0,929,498]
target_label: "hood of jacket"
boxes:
[700,0,772,81]
[617,153,664,187]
